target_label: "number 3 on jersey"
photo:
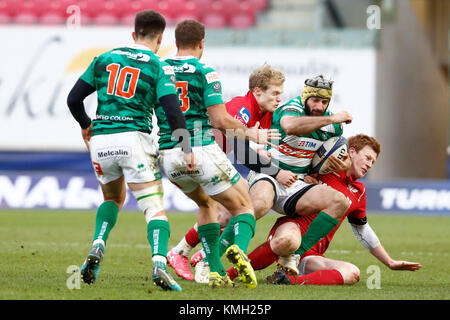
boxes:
[106,63,140,99]
[175,81,190,112]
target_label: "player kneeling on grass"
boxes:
[67,10,195,291]
[157,19,280,288]
[227,134,422,285]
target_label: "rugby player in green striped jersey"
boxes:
[67,10,195,292]
[157,19,280,289]
[247,76,355,274]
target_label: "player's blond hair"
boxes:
[348,134,381,157]
[249,64,285,91]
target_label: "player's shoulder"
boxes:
[226,94,248,109]
[195,61,220,83]
[282,96,303,107]
[196,60,216,73]
[277,96,305,115]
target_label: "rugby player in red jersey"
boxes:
[227,134,421,285]
[167,64,298,281]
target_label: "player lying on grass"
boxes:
[226,134,422,285]
[166,64,298,282]
[67,10,195,291]
[157,19,281,288]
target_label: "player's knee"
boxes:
[198,196,217,211]
[328,191,350,219]
[252,197,272,220]
[217,209,231,227]
[131,184,166,223]
[270,234,300,255]
[343,265,360,285]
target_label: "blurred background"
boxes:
[0,0,448,214]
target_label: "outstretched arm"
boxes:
[280,111,352,136]
[369,244,422,271]
[348,217,422,271]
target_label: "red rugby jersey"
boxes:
[214,90,272,152]
[225,90,272,129]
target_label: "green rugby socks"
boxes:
[295,211,339,257]
[198,223,226,275]
[218,216,237,256]
[93,201,119,246]
[147,219,171,260]
[233,213,256,253]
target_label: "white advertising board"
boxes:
[0,26,375,151]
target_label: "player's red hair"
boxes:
[348,134,381,157]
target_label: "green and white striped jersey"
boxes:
[80,44,177,136]
[269,96,343,174]
[155,56,224,150]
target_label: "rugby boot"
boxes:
[152,262,182,291]
[225,244,257,288]
[190,250,204,267]
[194,261,210,284]
[80,244,104,285]
[266,269,293,285]
[209,272,235,288]
[167,248,194,281]
[277,253,300,275]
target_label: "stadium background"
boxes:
[0,0,448,215]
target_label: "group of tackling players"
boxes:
[67,9,421,292]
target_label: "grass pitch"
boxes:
[0,210,448,300]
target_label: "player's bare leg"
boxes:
[275,185,349,270]
[249,180,276,220]
[295,184,349,219]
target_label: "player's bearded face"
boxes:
[305,97,330,116]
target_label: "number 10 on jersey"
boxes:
[106,63,140,99]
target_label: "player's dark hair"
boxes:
[348,134,381,157]
[175,19,205,49]
[134,10,166,40]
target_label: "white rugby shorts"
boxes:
[247,171,315,216]
[159,143,240,196]
[89,131,161,184]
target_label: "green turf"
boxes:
[0,210,448,300]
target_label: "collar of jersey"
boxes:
[171,56,197,60]
[128,43,153,52]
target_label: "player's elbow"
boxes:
[280,117,298,136]
[280,121,294,135]
[210,116,227,131]
[67,89,80,108]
